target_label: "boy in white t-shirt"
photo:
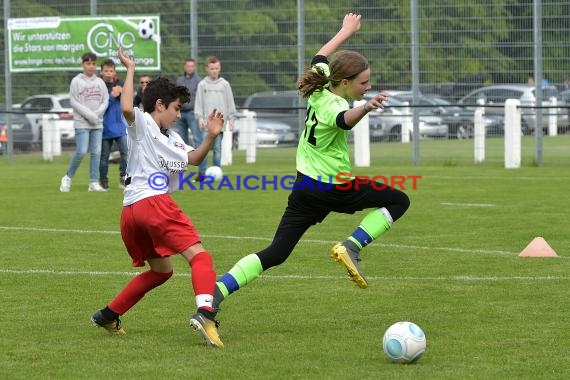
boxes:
[91,48,226,348]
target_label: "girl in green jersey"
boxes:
[214,13,410,315]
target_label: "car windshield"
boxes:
[247,96,294,109]
[0,111,27,123]
[429,96,450,105]
[427,96,463,112]
[59,98,71,108]
[542,87,559,98]
[386,97,406,107]
[364,93,406,107]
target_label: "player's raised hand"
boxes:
[118,48,135,70]
[206,108,224,137]
[341,13,361,35]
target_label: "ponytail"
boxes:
[297,65,329,98]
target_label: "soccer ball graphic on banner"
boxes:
[205,166,224,182]
[382,321,426,363]
[137,19,155,39]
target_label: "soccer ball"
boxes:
[382,321,426,364]
[137,19,154,39]
[204,166,224,182]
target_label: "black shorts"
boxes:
[284,172,409,227]
[255,172,410,270]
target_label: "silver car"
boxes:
[388,91,505,138]
[458,84,568,134]
[0,109,34,152]
[364,93,448,141]
[233,114,297,148]
[17,93,75,146]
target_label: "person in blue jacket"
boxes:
[99,59,128,189]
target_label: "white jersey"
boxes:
[123,107,194,206]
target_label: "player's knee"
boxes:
[400,191,411,213]
[154,270,174,284]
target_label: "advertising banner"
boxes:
[7,15,160,72]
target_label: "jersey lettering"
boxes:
[303,105,318,146]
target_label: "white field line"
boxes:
[0,225,517,256]
[440,202,495,207]
[1,226,566,280]
[0,268,568,282]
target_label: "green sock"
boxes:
[216,254,263,297]
[347,208,392,249]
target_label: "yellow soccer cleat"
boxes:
[91,310,126,336]
[330,242,368,289]
[190,313,224,348]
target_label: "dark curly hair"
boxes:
[142,77,190,113]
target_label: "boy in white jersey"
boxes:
[212,13,410,321]
[91,48,225,348]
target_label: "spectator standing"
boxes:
[134,75,151,110]
[175,58,201,147]
[60,52,109,192]
[99,59,128,190]
[194,56,237,179]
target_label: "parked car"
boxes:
[458,84,568,134]
[16,93,75,147]
[241,90,306,134]
[388,91,504,138]
[363,93,449,141]
[0,108,34,153]
[233,115,297,148]
[231,90,304,148]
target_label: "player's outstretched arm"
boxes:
[316,13,361,57]
[118,48,135,125]
[188,109,224,166]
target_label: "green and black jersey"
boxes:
[296,59,353,184]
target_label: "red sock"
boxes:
[189,252,216,312]
[109,270,172,315]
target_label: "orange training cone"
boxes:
[0,127,7,143]
[518,237,558,258]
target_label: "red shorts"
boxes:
[120,194,201,267]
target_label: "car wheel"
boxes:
[232,132,239,150]
[521,121,532,135]
[457,124,472,139]
[388,125,401,142]
[16,142,32,152]
[448,124,458,139]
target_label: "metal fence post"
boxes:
[547,96,557,136]
[239,110,256,164]
[41,114,53,161]
[504,99,521,169]
[474,107,485,163]
[221,127,233,166]
[353,100,370,167]
[402,102,411,143]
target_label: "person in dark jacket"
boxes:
[133,75,151,110]
[99,59,128,189]
[174,58,201,147]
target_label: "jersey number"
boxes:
[304,105,318,146]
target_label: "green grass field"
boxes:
[1,136,569,379]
